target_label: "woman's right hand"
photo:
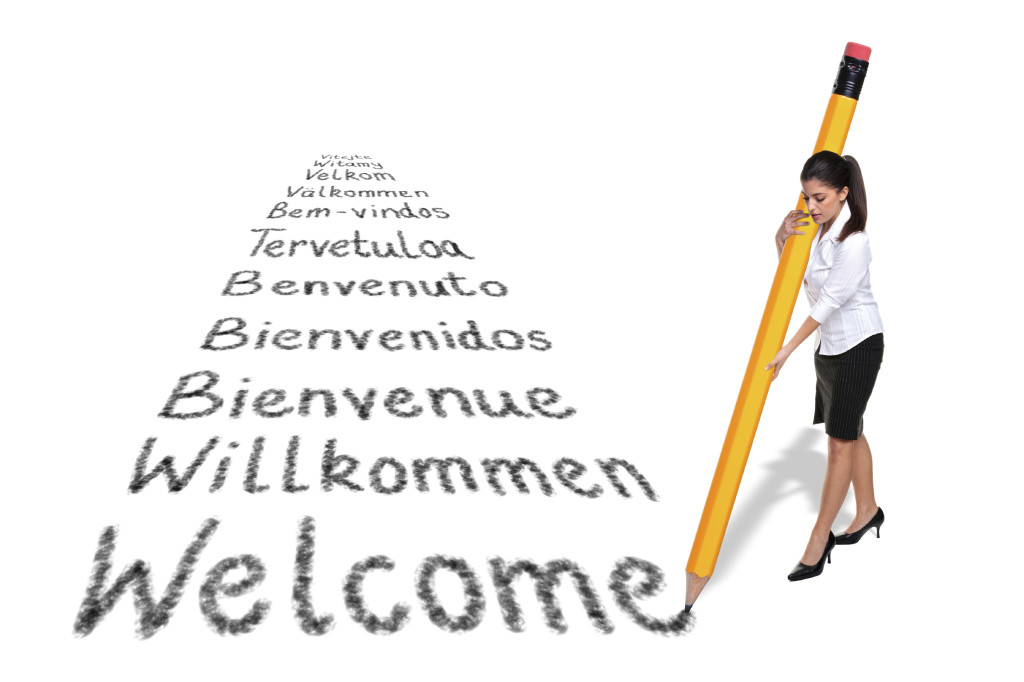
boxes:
[775,210,809,251]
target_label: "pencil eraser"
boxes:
[844,42,871,61]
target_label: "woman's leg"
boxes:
[799,435,855,564]
[842,432,879,533]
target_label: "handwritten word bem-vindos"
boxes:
[265,201,449,219]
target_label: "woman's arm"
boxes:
[783,315,820,353]
[766,233,871,381]
[765,315,820,382]
[806,233,870,324]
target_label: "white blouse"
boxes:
[802,200,884,355]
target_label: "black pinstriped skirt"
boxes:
[813,333,884,440]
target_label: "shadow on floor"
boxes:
[711,427,856,580]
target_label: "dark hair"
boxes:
[800,150,867,242]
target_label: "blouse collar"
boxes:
[823,200,852,243]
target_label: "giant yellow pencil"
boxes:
[685,42,872,609]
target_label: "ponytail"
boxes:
[838,155,867,242]
[800,151,869,242]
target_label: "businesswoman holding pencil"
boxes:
[765,150,885,581]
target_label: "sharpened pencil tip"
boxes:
[685,571,710,609]
[684,604,692,613]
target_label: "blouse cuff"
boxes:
[809,298,837,325]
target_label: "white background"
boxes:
[3,1,1021,679]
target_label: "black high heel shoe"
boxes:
[835,507,884,545]
[787,531,836,581]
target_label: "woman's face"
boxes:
[801,178,849,228]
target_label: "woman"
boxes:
[765,150,885,581]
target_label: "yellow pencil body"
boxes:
[687,90,861,579]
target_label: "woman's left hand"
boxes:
[765,346,793,382]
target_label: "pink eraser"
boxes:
[844,42,871,61]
